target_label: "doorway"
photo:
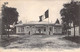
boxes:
[38,29,41,33]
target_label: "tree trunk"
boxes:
[8,29,9,37]
[66,29,68,34]
[79,24,80,35]
[67,29,69,37]
[73,25,75,37]
[7,24,9,38]
[79,20,80,35]
[79,6,80,36]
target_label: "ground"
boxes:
[0,34,80,50]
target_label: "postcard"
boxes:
[0,0,80,52]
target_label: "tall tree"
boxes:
[60,1,80,37]
[2,2,19,37]
[60,4,72,35]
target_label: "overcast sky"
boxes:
[0,0,74,23]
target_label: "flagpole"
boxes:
[48,15,49,24]
[48,9,49,35]
[43,9,49,35]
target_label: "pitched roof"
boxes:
[55,19,60,24]
[15,21,62,27]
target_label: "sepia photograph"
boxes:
[0,0,80,52]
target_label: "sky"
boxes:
[0,0,75,23]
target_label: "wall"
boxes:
[71,26,79,36]
[16,25,62,35]
[16,26,25,35]
[0,12,2,40]
[0,18,2,35]
[53,26,62,34]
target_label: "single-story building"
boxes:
[15,21,62,35]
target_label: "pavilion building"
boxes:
[15,21,62,35]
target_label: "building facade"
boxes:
[15,22,62,35]
[0,11,2,35]
[70,26,79,36]
[68,22,80,36]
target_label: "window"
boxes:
[33,26,34,28]
[21,27,24,32]
[44,28,46,31]
[18,27,20,32]
[50,27,52,31]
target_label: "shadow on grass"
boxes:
[0,36,22,47]
[33,33,46,35]
[62,36,80,44]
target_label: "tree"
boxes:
[2,2,19,37]
[60,1,80,37]
[60,4,72,35]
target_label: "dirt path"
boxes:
[5,35,80,50]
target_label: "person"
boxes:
[49,31,50,35]
[29,31,30,35]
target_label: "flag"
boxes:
[39,15,43,22]
[45,9,49,19]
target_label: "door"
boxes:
[38,29,41,33]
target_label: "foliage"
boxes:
[2,6,19,25]
[60,1,80,36]
[2,6,19,35]
[60,1,80,26]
